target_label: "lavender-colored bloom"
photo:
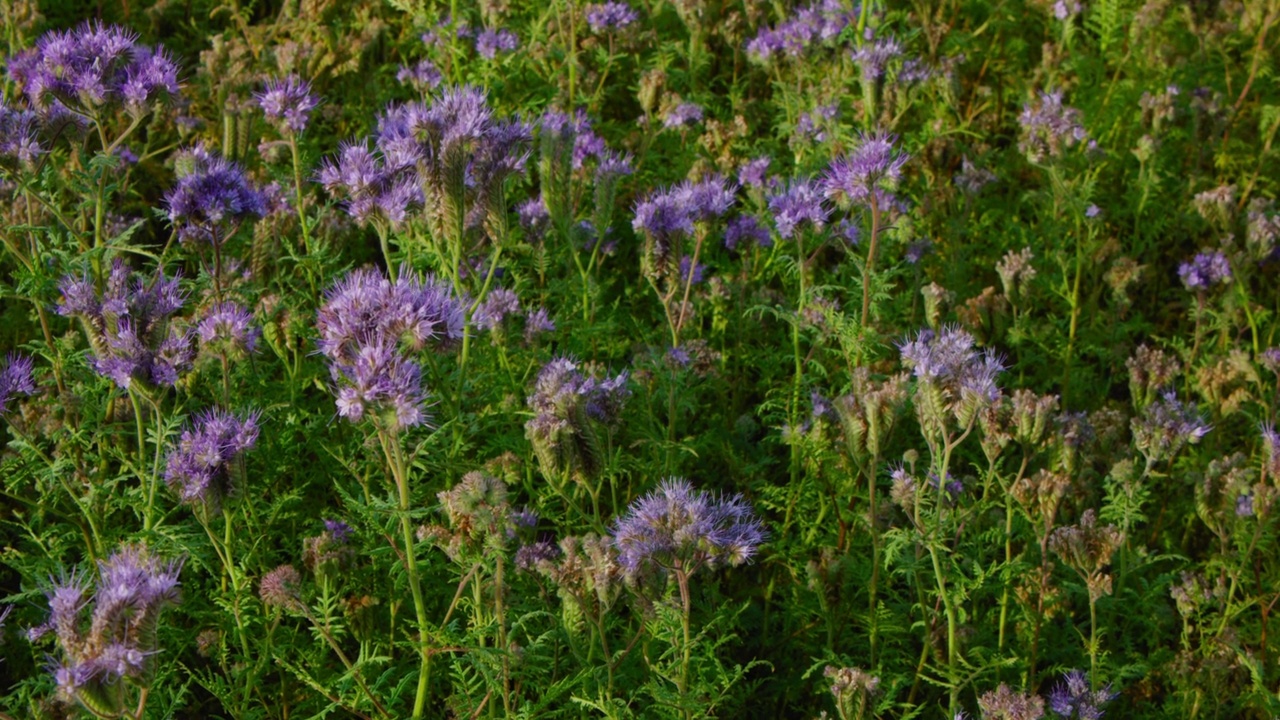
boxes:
[767,177,829,239]
[164,408,260,510]
[674,175,736,221]
[526,357,630,479]
[518,197,551,240]
[746,0,851,62]
[663,102,703,129]
[724,215,773,250]
[0,101,44,167]
[1177,251,1232,290]
[633,190,696,242]
[795,104,839,143]
[978,684,1044,720]
[256,75,319,134]
[587,1,640,32]
[324,519,353,542]
[1019,90,1090,162]
[823,132,909,208]
[37,546,180,710]
[197,302,259,355]
[474,28,519,59]
[515,540,560,571]
[524,307,556,340]
[474,288,521,331]
[851,36,902,80]
[1131,390,1211,464]
[1262,423,1280,479]
[679,255,706,285]
[595,150,634,180]
[10,22,179,113]
[166,144,268,243]
[317,140,422,227]
[1053,0,1083,20]
[1047,670,1115,719]
[1085,204,1101,218]
[612,478,766,576]
[954,157,997,194]
[0,353,36,415]
[397,59,443,91]
[899,326,1005,427]
[738,156,771,188]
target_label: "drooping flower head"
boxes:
[165,144,268,243]
[823,132,909,208]
[32,545,181,715]
[8,22,179,115]
[0,353,36,415]
[164,408,260,512]
[612,478,766,577]
[255,75,319,134]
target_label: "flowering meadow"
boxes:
[1,0,1279,717]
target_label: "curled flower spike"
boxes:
[611,478,766,577]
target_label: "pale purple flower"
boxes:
[823,132,909,208]
[474,288,520,331]
[1053,0,1083,20]
[1131,390,1211,464]
[397,59,443,91]
[767,177,829,239]
[256,75,318,134]
[1047,670,1115,719]
[954,157,997,194]
[524,307,556,340]
[317,140,422,227]
[978,684,1044,720]
[197,302,259,355]
[724,215,773,250]
[738,156,771,188]
[587,2,640,32]
[795,104,839,143]
[746,0,851,62]
[663,102,703,129]
[165,408,260,510]
[1019,90,1090,162]
[474,28,519,59]
[898,326,1005,424]
[1178,251,1232,290]
[525,358,630,478]
[679,255,706,285]
[0,353,36,414]
[518,197,550,240]
[633,190,695,242]
[166,144,268,243]
[0,101,43,167]
[612,478,766,575]
[851,36,902,80]
[674,175,736,221]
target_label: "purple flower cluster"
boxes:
[611,478,766,576]
[0,353,36,415]
[0,100,43,167]
[8,21,179,114]
[663,102,704,129]
[473,287,556,340]
[738,156,772,189]
[165,409,260,511]
[823,132,909,208]
[397,59,443,91]
[1177,251,1232,290]
[474,28,519,59]
[56,261,193,389]
[851,35,903,81]
[746,0,851,63]
[197,302,260,357]
[724,215,773,250]
[1131,390,1211,464]
[32,546,181,710]
[316,268,465,429]
[165,144,268,243]
[317,140,422,228]
[1019,90,1091,162]
[1047,670,1115,719]
[794,103,839,143]
[255,75,319,134]
[898,326,1005,428]
[525,357,630,479]
[633,176,736,275]
[767,177,829,239]
[586,2,640,32]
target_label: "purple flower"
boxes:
[474,288,520,331]
[1046,670,1115,719]
[0,353,36,414]
[679,255,706,285]
[633,190,695,241]
[1131,390,1211,464]
[165,408,260,510]
[1053,0,1083,20]
[586,1,640,32]
[738,156,771,188]
[324,519,353,542]
[674,175,736,221]
[197,302,259,356]
[823,132,909,208]
[37,545,181,710]
[767,177,829,239]
[474,28,519,59]
[612,478,766,576]
[898,326,1005,425]
[851,35,902,80]
[518,197,551,240]
[795,104,839,143]
[166,144,268,243]
[317,140,422,228]
[663,102,703,129]
[9,22,179,113]
[526,357,630,479]
[397,59,443,91]
[524,307,556,340]
[0,100,44,167]
[745,0,851,62]
[724,215,773,250]
[1177,251,1232,290]
[1019,90,1090,162]
[256,75,319,134]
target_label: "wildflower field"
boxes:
[1,0,1279,717]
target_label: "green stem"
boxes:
[382,429,432,718]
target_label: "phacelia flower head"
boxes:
[1131,390,1211,465]
[851,35,903,81]
[663,102,704,129]
[9,22,179,115]
[474,28,519,59]
[823,132,909,208]
[724,215,773,250]
[197,302,259,357]
[317,139,423,228]
[259,564,304,612]
[586,1,640,32]
[0,100,44,168]
[898,325,1005,430]
[673,175,737,221]
[1019,90,1090,163]
[164,408,260,512]
[745,0,851,63]
[255,75,319,134]
[1047,669,1116,719]
[526,357,631,481]
[34,545,181,714]
[978,683,1045,720]
[397,59,443,91]
[767,176,829,239]
[612,478,766,577]
[0,353,36,415]
[166,144,268,243]
[1177,251,1232,290]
